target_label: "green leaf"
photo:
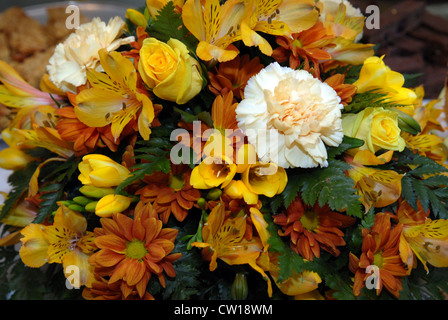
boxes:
[384,149,448,219]
[327,135,365,160]
[116,136,173,194]
[147,1,198,54]
[283,160,362,218]
[0,162,38,221]
[343,89,405,114]
[266,214,308,282]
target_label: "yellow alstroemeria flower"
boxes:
[78,154,131,188]
[396,199,448,273]
[19,204,96,287]
[75,49,155,141]
[347,157,403,212]
[1,105,74,161]
[242,0,319,56]
[0,197,38,246]
[182,0,251,62]
[191,203,273,296]
[353,56,418,106]
[95,194,133,218]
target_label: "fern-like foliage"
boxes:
[147,2,198,55]
[282,159,362,218]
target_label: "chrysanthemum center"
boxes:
[125,239,148,260]
[373,251,384,269]
[300,211,319,231]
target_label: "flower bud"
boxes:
[79,185,116,199]
[73,196,92,206]
[68,204,85,212]
[231,273,248,300]
[197,197,206,210]
[206,188,222,200]
[0,148,32,170]
[85,201,98,213]
[78,154,130,188]
[95,194,132,218]
[395,109,421,135]
[126,9,148,28]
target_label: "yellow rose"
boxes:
[78,154,130,188]
[138,38,203,104]
[342,107,406,153]
[353,56,417,106]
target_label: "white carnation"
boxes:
[236,62,344,169]
[47,17,135,92]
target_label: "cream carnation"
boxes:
[47,17,134,92]
[236,62,344,168]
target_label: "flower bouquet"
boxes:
[0,0,447,301]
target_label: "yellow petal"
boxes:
[19,224,49,268]
[95,194,133,218]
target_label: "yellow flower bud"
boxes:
[125,9,148,28]
[242,163,287,198]
[0,147,32,170]
[95,194,132,218]
[353,56,417,106]
[78,154,130,188]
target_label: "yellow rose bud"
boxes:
[353,56,417,106]
[95,194,132,218]
[342,107,406,154]
[0,147,32,170]
[78,154,130,188]
[138,38,203,104]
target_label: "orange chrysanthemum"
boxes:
[272,21,333,78]
[137,164,201,224]
[88,203,181,299]
[208,54,264,100]
[273,196,355,261]
[55,106,133,156]
[349,213,408,298]
[82,275,154,300]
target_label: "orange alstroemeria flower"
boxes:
[349,213,408,298]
